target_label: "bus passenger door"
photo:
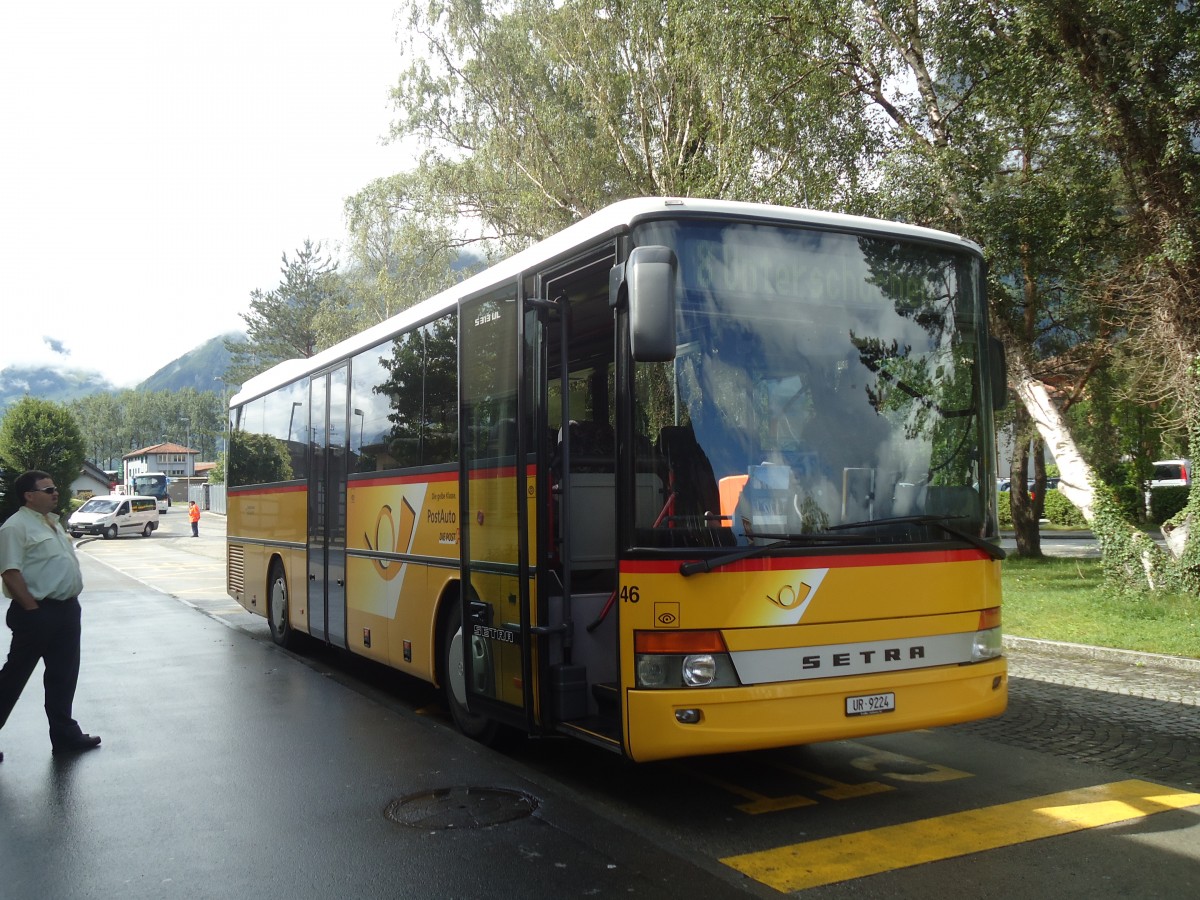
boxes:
[307,366,349,647]
[459,286,534,729]
[535,250,621,742]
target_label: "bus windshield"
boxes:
[630,219,995,550]
[132,474,168,499]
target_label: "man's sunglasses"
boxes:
[32,486,59,494]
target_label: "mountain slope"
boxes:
[0,367,114,409]
[0,333,245,411]
[138,333,244,392]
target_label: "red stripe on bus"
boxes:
[621,548,990,574]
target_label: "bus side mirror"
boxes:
[616,246,677,362]
[989,337,1007,410]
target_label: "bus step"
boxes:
[592,682,618,711]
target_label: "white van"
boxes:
[68,495,160,539]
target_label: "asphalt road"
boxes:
[1,512,1196,898]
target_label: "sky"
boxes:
[1,1,414,387]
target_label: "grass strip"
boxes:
[1001,556,1200,659]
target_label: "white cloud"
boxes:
[0,1,411,387]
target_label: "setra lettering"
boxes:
[798,645,928,672]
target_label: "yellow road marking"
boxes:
[721,779,1200,892]
[685,766,818,813]
[768,763,894,801]
[848,746,972,783]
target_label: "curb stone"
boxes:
[1003,635,1200,673]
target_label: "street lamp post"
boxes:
[179,417,191,477]
[214,377,230,455]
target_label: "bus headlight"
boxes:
[682,654,717,686]
[971,607,1003,661]
[636,655,670,688]
[634,631,741,689]
[971,627,1003,661]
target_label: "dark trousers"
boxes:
[191,521,199,536]
[0,598,84,745]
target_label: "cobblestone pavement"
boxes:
[952,638,1200,788]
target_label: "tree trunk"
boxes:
[1009,405,1042,557]
[1011,364,1096,523]
[1009,356,1167,590]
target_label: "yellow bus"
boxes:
[226,198,1008,762]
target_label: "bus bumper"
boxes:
[624,657,1007,762]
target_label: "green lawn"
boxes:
[1001,556,1200,659]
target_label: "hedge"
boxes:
[1149,486,1190,524]
[997,489,1086,529]
[1042,489,1087,527]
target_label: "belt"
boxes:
[42,596,77,603]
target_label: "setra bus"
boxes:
[225,198,1008,762]
[130,471,171,513]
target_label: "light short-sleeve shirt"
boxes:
[0,506,84,601]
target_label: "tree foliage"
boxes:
[342,171,484,331]
[69,388,227,467]
[227,431,292,487]
[224,240,348,386]
[0,397,87,522]
[390,0,871,245]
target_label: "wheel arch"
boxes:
[432,578,465,691]
[266,553,292,621]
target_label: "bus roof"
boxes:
[230,197,981,407]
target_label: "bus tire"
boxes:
[104,525,118,540]
[267,560,299,649]
[440,600,502,745]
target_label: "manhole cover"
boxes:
[384,786,539,830]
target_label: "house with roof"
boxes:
[123,442,198,485]
[71,460,114,500]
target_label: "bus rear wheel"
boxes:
[440,600,502,745]
[267,561,298,649]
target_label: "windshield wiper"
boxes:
[679,533,873,577]
[827,514,1006,561]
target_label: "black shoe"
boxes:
[52,734,102,754]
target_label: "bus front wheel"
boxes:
[440,601,502,745]
[267,561,298,649]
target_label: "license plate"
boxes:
[845,692,895,716]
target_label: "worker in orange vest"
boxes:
[188,501,201,537]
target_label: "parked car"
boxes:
[1149,459,1190,490]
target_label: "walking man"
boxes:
[188,500,201,537]
[0,470,101,761]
